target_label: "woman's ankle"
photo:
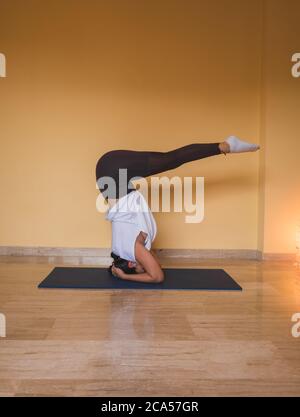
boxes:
[218,141,230,155]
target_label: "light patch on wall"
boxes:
[0,53,6,77]
[291,53,300,78]
[291,313,300,338]
[0,313,6,337]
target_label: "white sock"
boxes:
[225,135,260,153]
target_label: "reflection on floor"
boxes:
[0,256,300,396]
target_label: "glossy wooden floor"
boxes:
[0,256,300,397]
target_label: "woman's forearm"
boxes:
[120,272,161,283]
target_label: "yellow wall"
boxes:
[1,0,297,254]
[258,0,300,255]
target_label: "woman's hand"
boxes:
[111,264,125,279]
[110,245,164,284]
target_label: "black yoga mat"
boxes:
[38,267,242,291]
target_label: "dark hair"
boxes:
[108,252,137,275]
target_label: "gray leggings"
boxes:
[96,142,221,199]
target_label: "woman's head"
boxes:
[109,252,144,275]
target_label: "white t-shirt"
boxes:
[106,190,157,262]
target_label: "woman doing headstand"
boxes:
[96,135,260,283]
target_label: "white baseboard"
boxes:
[0,246,296,263]
[0,246,112,266]
[156,248,261,260]
[0,246,263,264]
[0,246,109,257]
[262,252,296,261]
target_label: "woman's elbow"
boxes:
[151,270,164,283]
